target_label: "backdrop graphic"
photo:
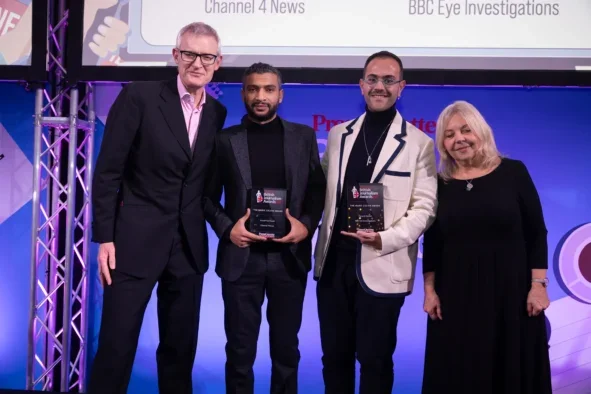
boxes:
[0,0,32,66]
[79,0,591,70]
[0,82,35,389]
[0,81,590,393]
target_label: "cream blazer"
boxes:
[313,111,438,296]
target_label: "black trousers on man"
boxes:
[88,230,204,394]
[222,250,307,394]
[316,245,405,394]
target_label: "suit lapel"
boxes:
[282,120,302,195]
[230,128,252,189]
[336,114,363,202]
[192,96,216,162]
[371,113,407,183]
[159,79,191,159]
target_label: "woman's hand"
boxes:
[424,290,443,320]
[527,283,550,317]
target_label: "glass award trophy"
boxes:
[347,183,385,232]
[249,187,287,238]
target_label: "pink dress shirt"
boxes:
[177,75,206,152]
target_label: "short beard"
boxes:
[245,102,278,123]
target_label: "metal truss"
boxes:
[27,0,94,392]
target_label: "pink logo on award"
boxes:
[352,186,359,199]
[256,190,263,203]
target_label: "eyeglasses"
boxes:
[363,76,402,87]
[178,50,217,65]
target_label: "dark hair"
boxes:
[363,51,404,79]
[242,62,283,87]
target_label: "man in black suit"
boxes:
[88,22,227,394]
[204,63,326,394]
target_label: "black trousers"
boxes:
[222,250,307,394]
[316,246,405,394]
[88,231,204,394]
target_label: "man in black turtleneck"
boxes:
[204,62,326,394]
[313,52,438,394]
[332,104,397,252]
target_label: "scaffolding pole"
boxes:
[26,0,93,390]
[79,83,96,392]
[27,86,94,392]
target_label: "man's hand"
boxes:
[230,209,267,248]
[340,230,382,250]
[98,242,116,287]
[273,209,309,244]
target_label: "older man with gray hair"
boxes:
[88,22,227,394]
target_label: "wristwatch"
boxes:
[532,278,549,287]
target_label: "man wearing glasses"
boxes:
[313,51,437,393]
[89,22,227,394]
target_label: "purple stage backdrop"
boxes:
[1,81,590,393]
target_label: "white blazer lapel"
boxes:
[371,113,407,183]
[336,114,364,201]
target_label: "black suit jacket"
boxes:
[204,117,326,281]
[91,79,227,278]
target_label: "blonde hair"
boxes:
[435,100,502,180]
[176,22,222,54]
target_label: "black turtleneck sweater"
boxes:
[246,116,286,253]
[332,105,397,251]
[246,116,286,190]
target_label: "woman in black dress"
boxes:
[421,100,552,394]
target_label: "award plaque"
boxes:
[249,188,287,238]
[346,183,385,232]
